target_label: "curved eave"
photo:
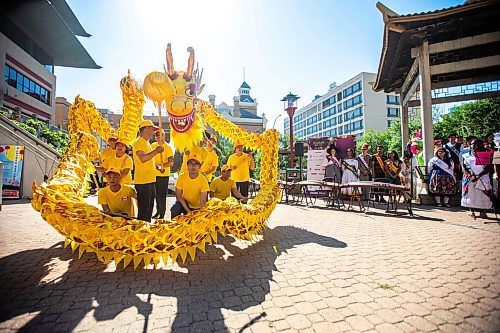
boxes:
[374,0,500,93]
[3,0,100,69]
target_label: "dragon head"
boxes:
[143,44,205,151]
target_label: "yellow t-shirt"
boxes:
[175,172,210,209]
[98,185,137,216]
[210,176,236,200]
[100,147,114,161]
[132,137,156,184]
[180,146,208,173]
[200,150,219,181]
[227,153,251,182]
[151,142,174,177]
[101,153,133,184]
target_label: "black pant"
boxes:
[170,201,195,219]
[154,176,169,218]
[135,182,155,222]
[236,181,249,197]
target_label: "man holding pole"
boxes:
[151,129,173,219]
[132,120,164,222]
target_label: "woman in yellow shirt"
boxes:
[200,138,219,182]
[97,139,133,184]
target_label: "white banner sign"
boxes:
[307,150,326,181]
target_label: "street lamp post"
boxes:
[272,114,283,129]
[281,92,300,168]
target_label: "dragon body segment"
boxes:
[31,45,279,268]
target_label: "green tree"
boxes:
[278,133,307,171]
[358,97,499,154]
[357,118,421,154]
[434,98,500,139]
[12,117,69,154]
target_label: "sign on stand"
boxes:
[0,145,25,198]
[306,135,357,182]
[307,150,326,181]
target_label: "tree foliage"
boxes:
[278,133,307,172]
[434,98,500,139]
[357,118,422,154]
[7,116,69,154]
[358,98,500,154]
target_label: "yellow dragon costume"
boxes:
[31,45,279,269]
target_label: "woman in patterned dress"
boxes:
[428,148,458,207]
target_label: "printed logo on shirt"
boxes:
[121,196,129,201]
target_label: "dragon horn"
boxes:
[166,43,175,76]
[185,46,195,80]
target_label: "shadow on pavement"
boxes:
[0,226,346,332]
[363,211,445,222]
[1,198,32,206]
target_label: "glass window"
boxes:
[343,94,363,110]
[43,64,54,73]
[387,107,400,117]
[4,65,9,78]
[322,95,336,109]
[4,65,51,105]
[387,95,400,105]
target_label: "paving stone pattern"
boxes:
[0,197,499,332]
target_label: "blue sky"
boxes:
[56,0,462,132]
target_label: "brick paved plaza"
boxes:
[0,197,499,332]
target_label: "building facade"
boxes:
[209,81,267,134]
[284,72,400,141]
[1,0,99,124]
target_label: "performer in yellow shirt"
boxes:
[97,167,137,219]
[227,140,255,202]
[180,145,208,174]
[92,136,117,189]
[132,120,164,222]
[151,130,174,219]
[210,165,247,201]
[100,136,117,161]
[171,154,209,219]
[200,136,219,182]
[97,138,133,184]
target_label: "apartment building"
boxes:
[284,72,401,140]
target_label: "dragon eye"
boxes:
[185,84,196,97]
